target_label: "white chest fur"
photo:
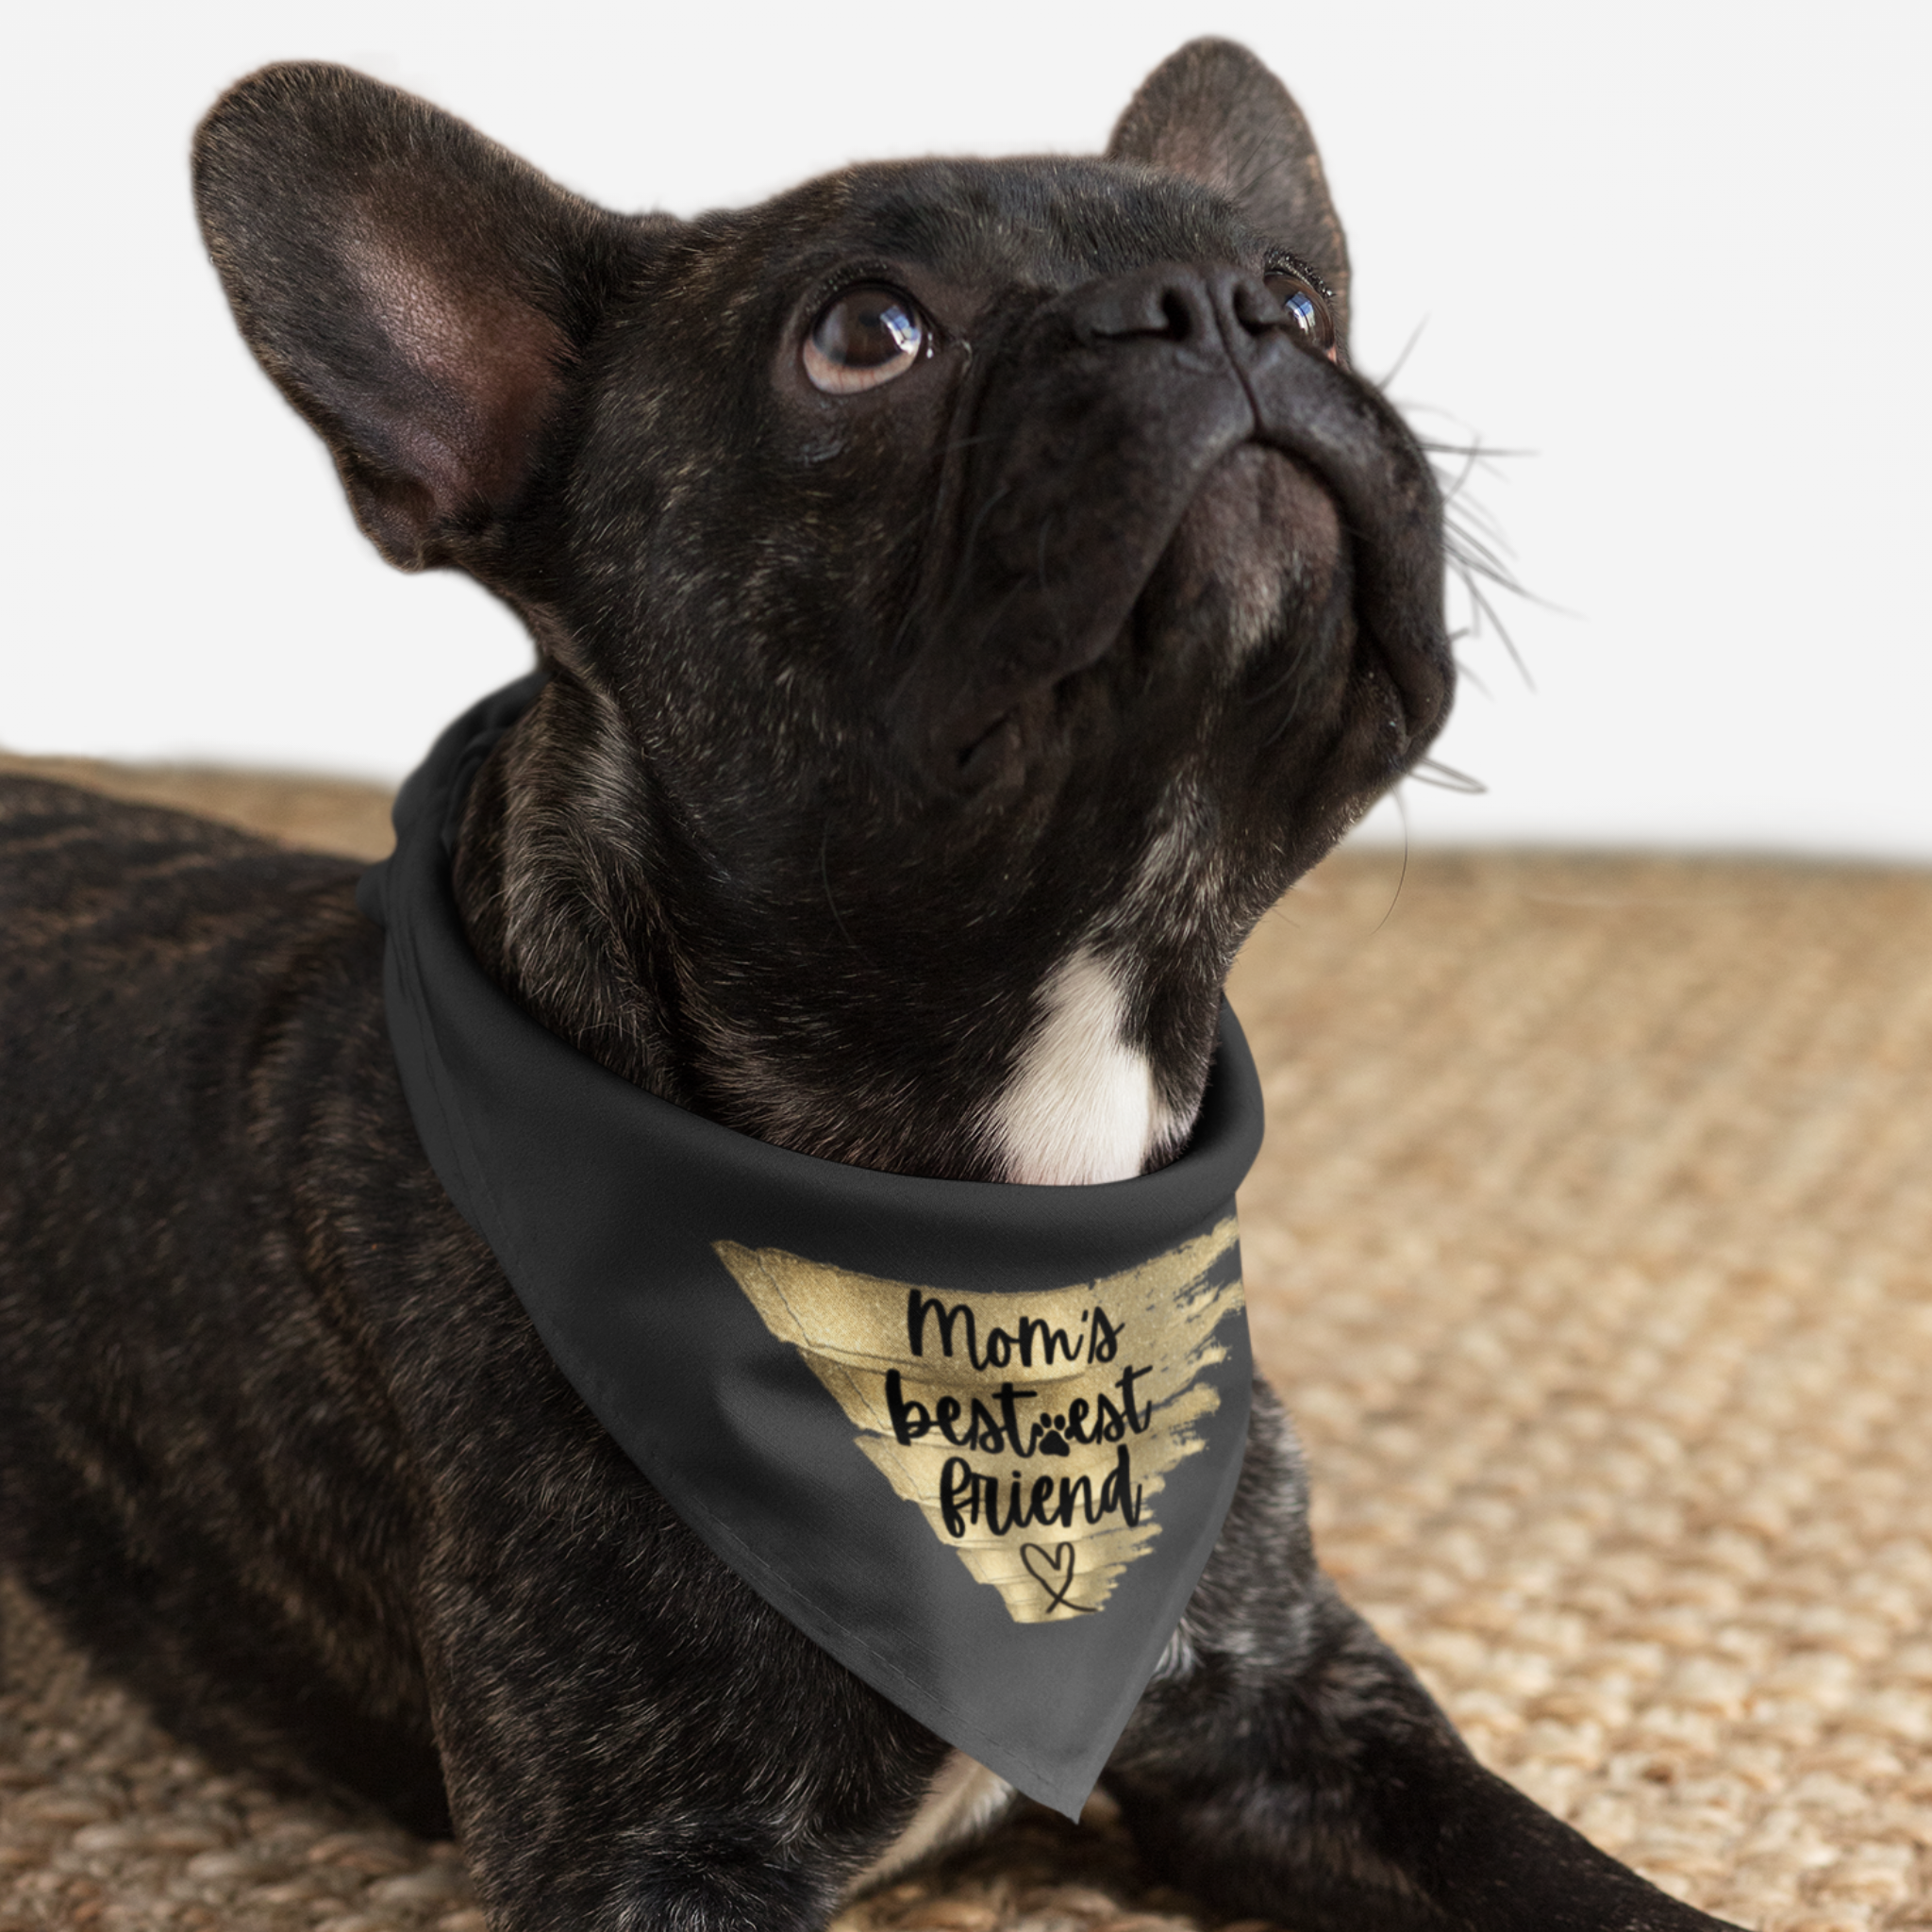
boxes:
[984,947,1182,1185]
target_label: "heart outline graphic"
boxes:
[1021,1541,1095,1615]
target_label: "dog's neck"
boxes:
[451,675,1216,1186]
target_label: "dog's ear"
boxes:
[194,63,642,571]
[1108,39,1350,347]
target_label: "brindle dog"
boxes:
[0,40,1737,1932]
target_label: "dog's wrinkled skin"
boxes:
[0,42,1737,1932]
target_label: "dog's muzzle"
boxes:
[891,263,1452,792]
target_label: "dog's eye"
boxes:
[1264,269,1338,360]
[805,287,926,394]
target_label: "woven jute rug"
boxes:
[5,753,1932,1932]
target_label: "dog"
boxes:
[0,40,1739,1932]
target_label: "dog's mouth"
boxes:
[946,441,1331,785]
[921,428,1448,799]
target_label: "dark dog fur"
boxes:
[0,42,1737,1932]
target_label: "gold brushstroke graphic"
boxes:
[714,1224,1242,1624]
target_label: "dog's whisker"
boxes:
[1371,791,1412,933]
[818,824,861,954]
[1410,756,1487,794]
[1368,314,1430,391]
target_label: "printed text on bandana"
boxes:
[714,1224,1242,1623]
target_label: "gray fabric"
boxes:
[356,677,1264,1815]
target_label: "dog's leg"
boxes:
[402,1421,957,1932]
[1106,1387,1740,1932]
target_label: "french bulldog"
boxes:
[0,39,1738,1932]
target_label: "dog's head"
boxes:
[194,43,1451,1180]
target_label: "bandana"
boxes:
[357,675,1265,1816]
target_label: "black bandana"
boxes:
[357,675,1265,1816]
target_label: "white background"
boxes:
[4,1,1927,855]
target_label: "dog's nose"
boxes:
[1069,265,1308,360]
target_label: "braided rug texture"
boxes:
[4,757,1931,1932]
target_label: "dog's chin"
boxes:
[1146,441,1348,674]
[948,446,1360,798]
[1128,441,1352,722]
